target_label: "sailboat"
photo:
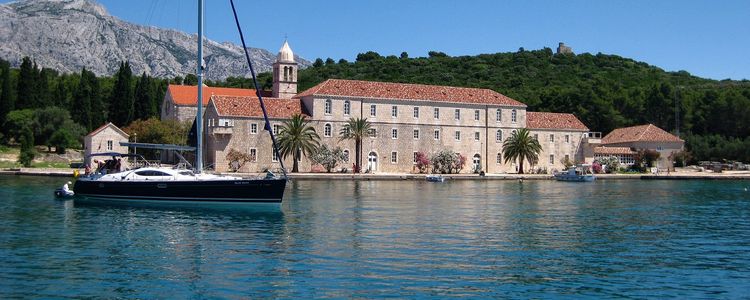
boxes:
[73,0,287,205]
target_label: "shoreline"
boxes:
[2,168,750,180]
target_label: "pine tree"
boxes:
[18,126,35,167]
[71,68,93,131]
[109,61,134,126]
[0,60,14,133]
[133,72,154,121]
[16,57,34,109]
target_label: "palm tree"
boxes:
[502,128,542,174]
[277,114,320,173]
[339,117,371,173]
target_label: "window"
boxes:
[342,126,350,136]
[474,109,480,121]
[391,151,398,163]
[656,146,664,150]
[272,150,279,162]
[454,109,461,120]
[392,128,398,139]
[413,152,419,164]
[549,154,554,165]
[324,99,332,114]
[455,131,461,141]
[496,109,502,122]
[273,124,280,135]
[496,153,502,164]
[324,123,332,137]
[344,100,351,115]
[219,118,234,127]
[368,128,377,138]
[511,109,517,123]
[565,134,570,143]
[434,107,440,119]
[413,129,420,139]
[496,130,503,142]
[250,123,258,134]
[549,134,554,142]
[391,105,398,118]
[564,154,570,164]
[343,150,350,162]
[107,140,113,151]
[249,148,257,162]
[413,107,419,118]
[434,129,440,140]
[533,134,538,141]
[208,118,214,127]
[370,104,377,117]
[474,131,480,141]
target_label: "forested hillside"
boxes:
[293,49,750,163]
[2,47,750,163]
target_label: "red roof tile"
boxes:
[168,85,258,106]
[594,146,635,155]
[602,124,683,144]
[87,122,129,137]
[295,79,526,107]
[526,112,589,131]
[210,96,309,119]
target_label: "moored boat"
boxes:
[425,174,445,182]
[553,164,596,182]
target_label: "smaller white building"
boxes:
[83,123,129,167]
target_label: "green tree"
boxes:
[71,68,93,130]
[277,114,320,173]
[0,60,14,138]
[18,127,34,167]
[310,144,344,173]
[4,109,35,141]
[183,74,198,85]
[502,128,542,174]
[109,61,134,126]
[16,57,34,109]
[339,117,372,173]
[133,72,155,121]
[312,58,324,68]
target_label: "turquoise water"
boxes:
[1,176,749,298]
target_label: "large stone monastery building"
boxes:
[170,41,602,174]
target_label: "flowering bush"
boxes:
[415,151,430,173]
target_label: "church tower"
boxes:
[272,40,298,99]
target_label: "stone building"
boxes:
[83,122,129,167]
[201,40,594,174]
[557,42,573,55]
[526,112,590,172]
[160,84,260,122]
[599,124,684,169]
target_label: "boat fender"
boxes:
[73,169,79,178]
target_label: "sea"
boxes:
[1,176,749,298]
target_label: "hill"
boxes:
[0,0,310,79]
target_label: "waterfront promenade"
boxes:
[2,167,749,180]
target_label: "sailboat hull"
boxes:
[73,179,286,204]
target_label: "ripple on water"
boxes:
[1,177,750,298]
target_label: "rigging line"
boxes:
[228,0,288,180]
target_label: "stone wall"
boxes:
[83,126,128,167]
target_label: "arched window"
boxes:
[496,130,503,142]
[511,109,517,123]
[324,99,332,114]
[496,109,502,122]
[283,66,289,81]
[324,123,332,137]
[343,150,350,162]
[343,100,351,115]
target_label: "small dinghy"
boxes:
[54,181,75,199]
[426,175,445,182]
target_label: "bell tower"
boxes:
[272,40,298,99]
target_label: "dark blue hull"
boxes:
[73,179,286,204]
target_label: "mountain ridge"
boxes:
[0,0,310,79]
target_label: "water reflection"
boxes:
[1,176,749,298]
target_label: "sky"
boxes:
[7,0,750,80]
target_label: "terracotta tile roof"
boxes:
[594,146,635,155]
[295,79,526,107]
[167,84,258,106]
[210,95,309,119]
[602,124,683,144]
[526,112,589,131]
[87,122,129,138]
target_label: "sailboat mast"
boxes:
[195,0,204,173]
